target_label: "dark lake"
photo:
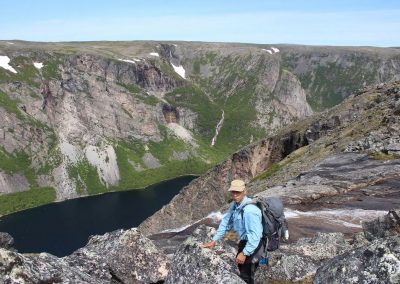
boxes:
[0,175,196,257]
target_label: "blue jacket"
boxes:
[213,196,262,256]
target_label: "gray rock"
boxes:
[165,225,244,284]
[313,236,400,284]
[142,152,161,169]
[0,232,14,249]
[362,209,400,241]
[66,228,169,284]
[256,253,318,283]
[0,248,103,283]
[255,232,350,283]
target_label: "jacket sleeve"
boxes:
[212,203,234,241]
[242,206,263,256]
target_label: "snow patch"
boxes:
[167,123,197,146]
[271,47,280,53]
[119,58,141,64]
[84,145,120,187]
[0,56,17,73]
[7,42,14,45]
[262,49,273,54]
[33,62,43,69]
[171,63,186,79]
[149,52,159,57]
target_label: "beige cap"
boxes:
[228,179,246,192]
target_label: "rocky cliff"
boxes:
[0,41,399,215]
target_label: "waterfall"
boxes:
[211,110,224,146]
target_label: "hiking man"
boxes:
[203,179,263,284]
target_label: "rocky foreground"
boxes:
[1,209,399,283]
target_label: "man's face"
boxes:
[231,190,246,204]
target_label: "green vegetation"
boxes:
[253,146,308,182]
[0,148,37,187]
[42,56,63,80]
[67,159,108,195]
[159,61,184,81]
[0,187,56,216]
[140,94,159,105]
[283,55,378,111]
[0,92,24,119]
[253,163,281,181]
[118,82,141,94]
[113,139,210,190]
[165,85,222,141]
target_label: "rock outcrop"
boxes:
[0,232,14,250]
[0,228,169,283]
[0,248,104,283]
[313,236,400,284]
[66,228,169,283]
[255,232,350,283]
[165,225,244,284]
[362,209,400,241]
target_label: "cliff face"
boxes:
[0,41,399,214]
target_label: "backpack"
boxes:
[241,196,288,253]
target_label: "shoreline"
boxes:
[0,174,199,219]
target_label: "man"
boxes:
[203,179,263,284]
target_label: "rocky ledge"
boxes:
[1,209,399,283]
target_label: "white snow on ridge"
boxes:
[33,62,44,69]
[119,58,141,64]
[149,52,159,57]
[271,47,280,53]
[262,49,273,54]
[0,56,17,73]
[171,63,186,79]
[7,42,14,45]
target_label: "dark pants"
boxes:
[237,240,261,284]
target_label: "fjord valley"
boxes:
[0,40,400,216]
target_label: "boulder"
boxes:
[362,209,400,241]
[313,236,400,284]
[255,232,349,283]
[0,232,14,250]
[66,228,169,284]
[0,248,103,283]
[165,225,244,283]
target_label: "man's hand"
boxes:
[236,252,246,264]
[202,240,216,250]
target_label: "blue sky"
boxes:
[1,0,399,46]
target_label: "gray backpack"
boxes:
[242,196,288,252]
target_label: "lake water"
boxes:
[0,175,196,257]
